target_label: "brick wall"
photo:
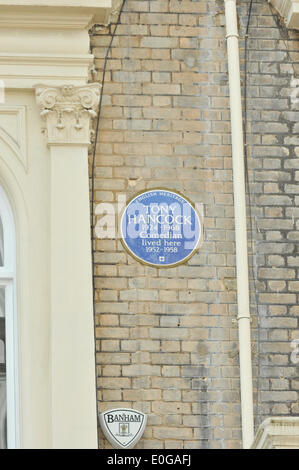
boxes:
[245,2,299,422]
[90,0,299,449]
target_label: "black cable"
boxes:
[243,0,253,163]
[90,0,127,447]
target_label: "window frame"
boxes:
[0,185,18,449]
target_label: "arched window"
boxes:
[0,186,17,449]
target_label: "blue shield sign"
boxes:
[120,189,202,267]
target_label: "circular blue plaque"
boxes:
[120,189,202,268]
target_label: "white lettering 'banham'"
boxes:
[99,408,147,449]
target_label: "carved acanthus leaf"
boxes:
[35,83,101,146]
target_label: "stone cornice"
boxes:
[269,0,299,29]
[252,417,299,449]
[0,54,94,88]
[0,1,112,29]
[0,1,113,88]
[90,0,123,32]
[35,83,101,146]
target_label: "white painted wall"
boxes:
[0,90,51,448]
[0,0,111,448]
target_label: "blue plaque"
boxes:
[120,189,202,268]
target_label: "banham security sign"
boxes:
[120,189,202,267]
[99,409,147,449]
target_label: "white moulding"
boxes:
[0,0,113,88]
[0,54,94,89]
[252,417,299,449]
[269,0,299,29]
[0,0,112,26]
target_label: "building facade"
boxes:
[92,0,299,449]
[0,0,298,449]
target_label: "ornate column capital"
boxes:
[35,83,101,146]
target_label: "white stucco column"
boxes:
[0,0,114,449]
[36,84,100,448]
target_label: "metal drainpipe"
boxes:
[224,0,254,449]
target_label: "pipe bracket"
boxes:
[237,315,252,322]
[226,33,239,40]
